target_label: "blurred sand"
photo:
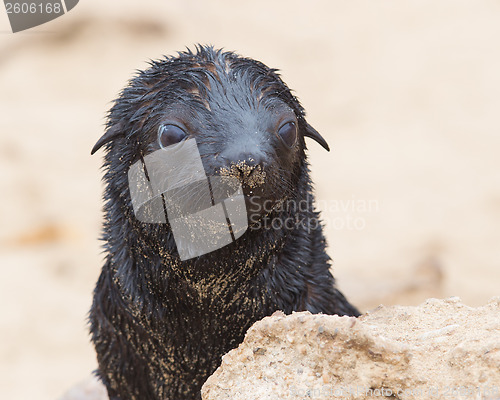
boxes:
[0,1,499,399]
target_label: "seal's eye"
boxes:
[158,124,187,148]
[277,121,297,147]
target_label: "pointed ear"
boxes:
[91,122,125,155]
[304,122,330,152]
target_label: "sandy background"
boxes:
[0,1,499,399]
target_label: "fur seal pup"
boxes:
[90,45,359,400]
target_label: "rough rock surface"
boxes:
[60,297,500,400]
[202,297,500,400]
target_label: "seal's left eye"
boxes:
[277,121,297,147]
[158,124,187,148]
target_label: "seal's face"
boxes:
[92,46,329,225]
[149,92,302,221]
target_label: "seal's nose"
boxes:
[220,154,266,188]
[232,154,259,180]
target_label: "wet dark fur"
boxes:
[89,46,359,400]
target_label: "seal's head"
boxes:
[92,45,329,225]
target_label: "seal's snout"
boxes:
[219,157,267,189]
[232,152,259,175]
[233,159,260,182]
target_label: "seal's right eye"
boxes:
[277,121,297,148]
[158,124,187,148]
